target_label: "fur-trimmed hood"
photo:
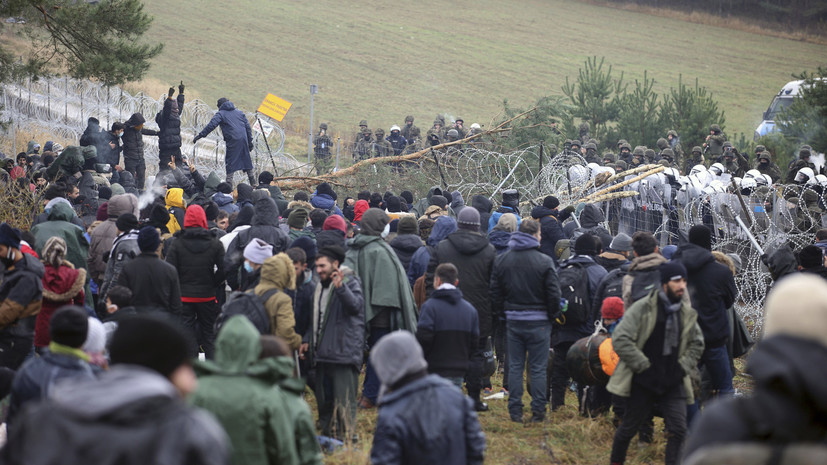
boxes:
[42,261,86,302]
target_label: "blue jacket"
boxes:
[212,192,239,214]
[8,349,96,424]
[197,101,253,172]
[310,193,343,217]
[407,216,457,287]
[416,287,479,378]
[370,374,485,465]
[488,206,521,232]
[487,229,511,255]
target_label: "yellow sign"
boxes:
[257,93,292,122]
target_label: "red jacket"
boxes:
[35,262,86,347]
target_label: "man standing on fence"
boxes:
[194,98,255,187]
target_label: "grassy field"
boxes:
[138,0,827,147]
[309,359,753,464]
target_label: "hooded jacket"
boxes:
[673,243,736,348]
[490,231,561,322]
[121,113,158,161]
[191,317,322,465]
[310,193,343,217]
[254,254,302,349]
[353,199,369,222]
[471,195,493,235]
[407,216,457,286]
[165,188,186,234]
[389,233,423,272]
[684,336,827,463]
[311,266,365,369]
[426,229,496,338]
[79,119,109,161]
[165,206,225,298]
[607,289,705,405]
[88,193,139,283]
[2,365,229,465]
[212,191,239,214]
[225,197,288,290]
[370,374,485,465]
[575,204,613,247]
[344,233,418,331]
[416,287,479,378]
[621,252,667,309]
[117,170,139,195]
[412,186,443,219]
[531,205,565,259]
[31,202,89,274]
[34,261,86,347]
[7,346,96,424]
[487,229,511,255]
[157,93,185,154]
[196,101,253,172]
[0,253,45,333]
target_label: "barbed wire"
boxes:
[0,76,298,182]
[4,80,822,334]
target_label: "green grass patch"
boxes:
[143,0,826,148]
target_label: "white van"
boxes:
[755,78,825,140]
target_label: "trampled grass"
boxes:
[309,358,752,465]
[140,0,827,147]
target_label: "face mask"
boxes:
[243,261,255,273]
[381,222,391,239]
[1,248,15,269]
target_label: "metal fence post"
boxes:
[335,137,340,172]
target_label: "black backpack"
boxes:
[558,261,592,326]
[215,289,278,335]
[595,267,626,320]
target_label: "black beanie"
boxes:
[318,245,346,264]
[430,195,448,209]
[258,171,274,185]
[49,306,89,348]
[386,196,402,213]
[574,233,597,256]
[543,195,560,210]
[688,224,712,251]
[109,315,191,377]
[149,203,170,229]
[116,213,139,233]
[216,182,232,194]
[98,186,112,201]
[317,182,337,200]
[400,191,414,205]
[137,225,161,253]
[799,245,824,269]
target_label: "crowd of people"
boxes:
[0,107,825,465]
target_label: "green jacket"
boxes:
[344,234,418,331]
[190,316,322,465]
[31,202,89,273]
[606,289,704,405]
[45,146,85,180]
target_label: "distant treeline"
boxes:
[601,0,827,30]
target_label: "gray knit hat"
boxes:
[370,331,428,401]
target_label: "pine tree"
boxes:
[561,56,626,143]
[0,0,162,85]
[779,68,827,154]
